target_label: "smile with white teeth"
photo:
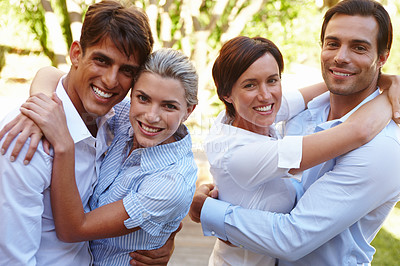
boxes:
[92,86,113,99]
[332,71,352,77]
[141,122,162,133]
[254,105,272,112]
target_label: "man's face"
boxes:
[68,37,139,120]
[321,14,387,98]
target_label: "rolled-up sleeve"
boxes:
[224,136,303,189]
[123,173,192,236]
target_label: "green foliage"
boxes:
[243,0,322,69]
[371,228,400,265]
[12,0,55,65]
[0,45,6,76]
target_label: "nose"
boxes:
[334,46,350,64]
[257,84,271,102]
[144,105,161,124]
[102,66,119,89]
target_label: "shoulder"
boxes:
[0,136,52,190]
[338,121,400,183]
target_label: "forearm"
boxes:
[298,82,327,106]
[51,144,136,242]
[50,142,87,242]
[30,66,65,96]
[292,92,391,174]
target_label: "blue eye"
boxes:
[165,104,177,110]
[138,95,148,102]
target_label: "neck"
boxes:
[328,85,378,121]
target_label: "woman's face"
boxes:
[224,53,282,135]
[129,72,195,148]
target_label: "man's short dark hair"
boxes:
[80,0,154,66]
[321,0,392,55]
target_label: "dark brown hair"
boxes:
[80,0,154,66]
[321,0,392,55]
[212,36,284,118]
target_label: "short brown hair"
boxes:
[212,36,284,118]
[80,0,154,66]
[321,0,392,55]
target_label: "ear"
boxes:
[70,41,83,67]
[223,95,232,103]
[377,50,390,68]
[182,105,196,123]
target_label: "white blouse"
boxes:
[204,90,304,266]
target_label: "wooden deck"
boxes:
[168,216,215,266]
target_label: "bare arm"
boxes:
[290,91,391,174]
[298,82,327,106]
[20,93,138,242]
[379,73,400,123]
[30,66,65,96]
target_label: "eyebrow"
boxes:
[324,35,372,46]
[136,89,182,106]
[92,52,140,70]
[240,73,280,85]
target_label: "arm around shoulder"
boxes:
[30,66,65,96]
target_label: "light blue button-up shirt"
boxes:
[89,107,198,265]
[201,89,400,265]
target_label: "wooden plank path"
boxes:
[168,215,215,265]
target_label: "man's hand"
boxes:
[129,223,183,265]
[0,113,46,165]
[189,183,217,223]
[379,73,400,124]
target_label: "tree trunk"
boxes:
[40,0,69,70]
[66,0,83,42]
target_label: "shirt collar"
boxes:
[311,88,380,131]
[125,125,193,171]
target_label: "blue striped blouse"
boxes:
[89,104,197,265]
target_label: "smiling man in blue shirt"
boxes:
[189,0,400,265]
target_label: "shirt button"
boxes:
[211,231,215,236]
[142,212,149,219]
[239,245,243,248]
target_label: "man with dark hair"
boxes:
[0,1,157,264]
[189,0,400,264]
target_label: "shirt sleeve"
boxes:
[201,130,400,261]
[223,136,303,190]
[276,89,305,123]
[122,171,194,236]
[0,115,52,265]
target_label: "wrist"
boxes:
[53,137,74,155]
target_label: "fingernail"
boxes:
[1,149,4,155]
[24,160,30,165]
[395,112,400,119]
[10,156,15,162]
